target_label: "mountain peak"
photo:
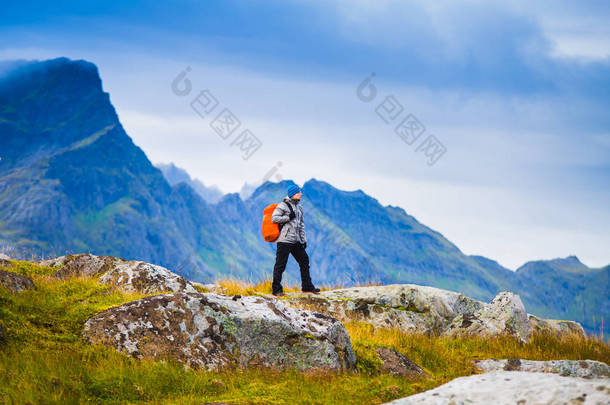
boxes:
[0,57,118,169]
[156,162,224,204]
[303,178,370,199]
[0,57,102,93]
[516,255,589,274]
[547,255,589,272]
[218,192,242,205]
[551,255,583,265]
[248,179,297,201]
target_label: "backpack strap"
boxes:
[286,201,295,217]
[278,201,295,232]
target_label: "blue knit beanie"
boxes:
[287,184,301,198]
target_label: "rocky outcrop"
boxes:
[282,285,565,342]
[474,358,610,379]
[83,292,356,372]
[529,314,586,337]
[283,284,485,335]
[376,347,430,378]
[0,269,36,293]
[384,370,610,404]
[444,292,532,342]
[40,254,116,279]
[39,254,196,294]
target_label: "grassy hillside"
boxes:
[1,261,608,404]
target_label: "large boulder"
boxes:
[529,314,586,337]
[444,292,532,342]
[0,269,36,293]
[474,358,610,379]
[283,284,485,335]
[83,292,357,372]
[376,347,430,378]
[39,254,196,294]
[40,254,116,279]
[284,286,582,342]
[384,371,610,404]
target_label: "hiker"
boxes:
[270,184,320,296]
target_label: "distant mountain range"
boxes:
[156,162,224,204]
[0,57,607,337]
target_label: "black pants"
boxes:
[272,242,314,293]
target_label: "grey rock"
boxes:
[83,292,356,372]
[384,371,610,404]
[529,314,586,337]
[283,286,570,342]
[39,253,196,294]
[376,347,430,378]
[283,284,485,335]
[444,292,532,342]
[474,358,610,379]
[40,253,115,279]
[0,269,36,293]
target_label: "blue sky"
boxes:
[1,0,609,269]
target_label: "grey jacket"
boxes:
[271,196,306,244]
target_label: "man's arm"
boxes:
[271,202,291,224]
[298,207,306,243]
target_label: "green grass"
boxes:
[1,261,609,404]
[73,197,138,229]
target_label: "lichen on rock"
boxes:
[474,358,610,379]
[282,286,581,342]
[529,314,585,337]
[383,370,610,404]
[444,291,532,342]
[39,253,196,294]
[283,284,486,336]
[83,292,357,372]
[0,269,36,293]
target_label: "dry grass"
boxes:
[216,277,302,295]
[213,276,386,296]
[346,322,610,377]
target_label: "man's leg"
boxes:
[272,242,291,294]
[290,243,315,290]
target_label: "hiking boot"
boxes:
[302,287,320,294]
[272,291,285,297]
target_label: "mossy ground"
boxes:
[1,262,609,404]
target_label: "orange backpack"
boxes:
[261,202,294,242]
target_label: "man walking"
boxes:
[271,184,320,296]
